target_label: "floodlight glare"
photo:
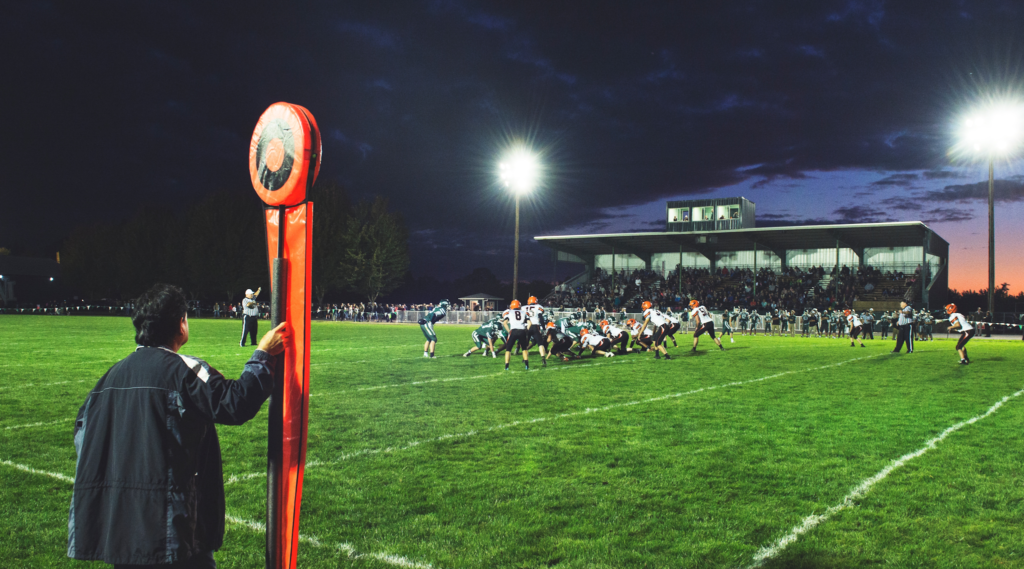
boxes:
[957,101,1024,157]
[498,148,540,194]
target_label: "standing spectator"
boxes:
[240,288,261,347]
[67,283,288,568]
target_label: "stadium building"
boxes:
[535,197,948,310]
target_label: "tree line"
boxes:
[60,183,410,304]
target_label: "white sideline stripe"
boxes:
[4,417,75,431]
[0,460,74,483]
[746,384,1024,568]
[0,379,91,391]
[0,462,435,569]
[224,514,435,568]
[227,355,880,485]
[311,358,633,397]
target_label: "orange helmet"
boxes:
[945,303,956,314]
[580,328,589,336]
[509,300,521,309]
[641,301,652,311]
[546,321,555,328]
[689,299,700,309]
[527,296,538,305]
[626,318,637,327]
[843,309,851,317]
[600,320,610,328]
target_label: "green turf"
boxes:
[1,315,1023,568]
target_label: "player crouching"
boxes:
[689,299,724,352]
[640,301,672,360]
[464,320,499,358]
[627,318,653,353]
[844,309,866,347]
[500,300,531,371]
[545,323,579,362]
[945,303,974,365]
[579,328,616,357]
[600,320,632,354]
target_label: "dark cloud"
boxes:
[919,178,1024,203]
[4,0,1024,279]
[832,205,898,224]
[877,196,924,210]
[870,173,919,187]
[921,208,974,223]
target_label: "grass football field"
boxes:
[2,315,1024,568]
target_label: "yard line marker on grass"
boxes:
[0,462,437,569]
[746,383,1024,568]
[0,379,91,391]
[228,354,881,484]
[3,417,75,431]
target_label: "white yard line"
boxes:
[747,384,1024,568]
[228,355,880,484]
[3,417,75,431]
[0,461,437,569]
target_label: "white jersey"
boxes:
[603,324,625,337]
[949,313,973,332]
[630,322,652,337]
[847,314,863,328]
[690,305,714,325]
[525,304,544,325]
[665,313,680,325]
[643,307,667,327]
[581,333,605,347]
[503,308,528,330]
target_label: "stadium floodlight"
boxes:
[954,99,1024,316]
[498,146,541,301]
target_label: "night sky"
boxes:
[6,1,1024,292]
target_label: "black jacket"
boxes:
[67,346,274,565]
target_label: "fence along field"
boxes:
[2,316,1023,568]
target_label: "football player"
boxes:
[639,301,672,360]
[690,299,724,352]
[807,310,819,337]
[524,295,549,364]
[463,320,499,357]
[500,300,531,371]
[627,318,654,352]
[721,315,735,343]
[419,299,450,358]
[601,319,632,354]
[545,322,578,361]
[663,309,682,347]
[579,328,616,357]
[844,309,866,347]
[739,309,750,336]
[945,303,974,364]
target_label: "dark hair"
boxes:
[132,284,188,346]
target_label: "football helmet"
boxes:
[438,299,450,308]
[579,328,589,336]
[626,318,637,327]
[527,295,538,305]
[600,320,610,328]
[641,301,652,311]
[945,303,956,315]
[510,300,521,309]
[546,322,555,328]
[689,299,700,309]
[843,309,851,317]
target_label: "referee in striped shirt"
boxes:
[892,300,914,354]
[240,287,261,347]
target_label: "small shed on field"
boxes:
[458,293,504,311]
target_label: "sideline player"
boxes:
[419,299,450,358]
[601,320,632,354]
[579,328,616,357]
[639,301,672,360]
[690,299,724,352]
[844,309,866,347]
[946,303,974,364]
[501,300,531,370]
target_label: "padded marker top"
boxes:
[249,102,321,206]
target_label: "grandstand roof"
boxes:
[534,221,948,259]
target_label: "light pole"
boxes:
[956,101,1023,317]
[499,147,540,302]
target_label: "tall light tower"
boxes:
[956,101,1023,317]
[499,147,540,302]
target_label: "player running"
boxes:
[579,328,616,358]
[639,301,672,360]
[945,303,974,365]
[600,320,632,354]
[419,299,449,358]
[844,309,866,347]
[689,299,724,352]
[501,300,531,371]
